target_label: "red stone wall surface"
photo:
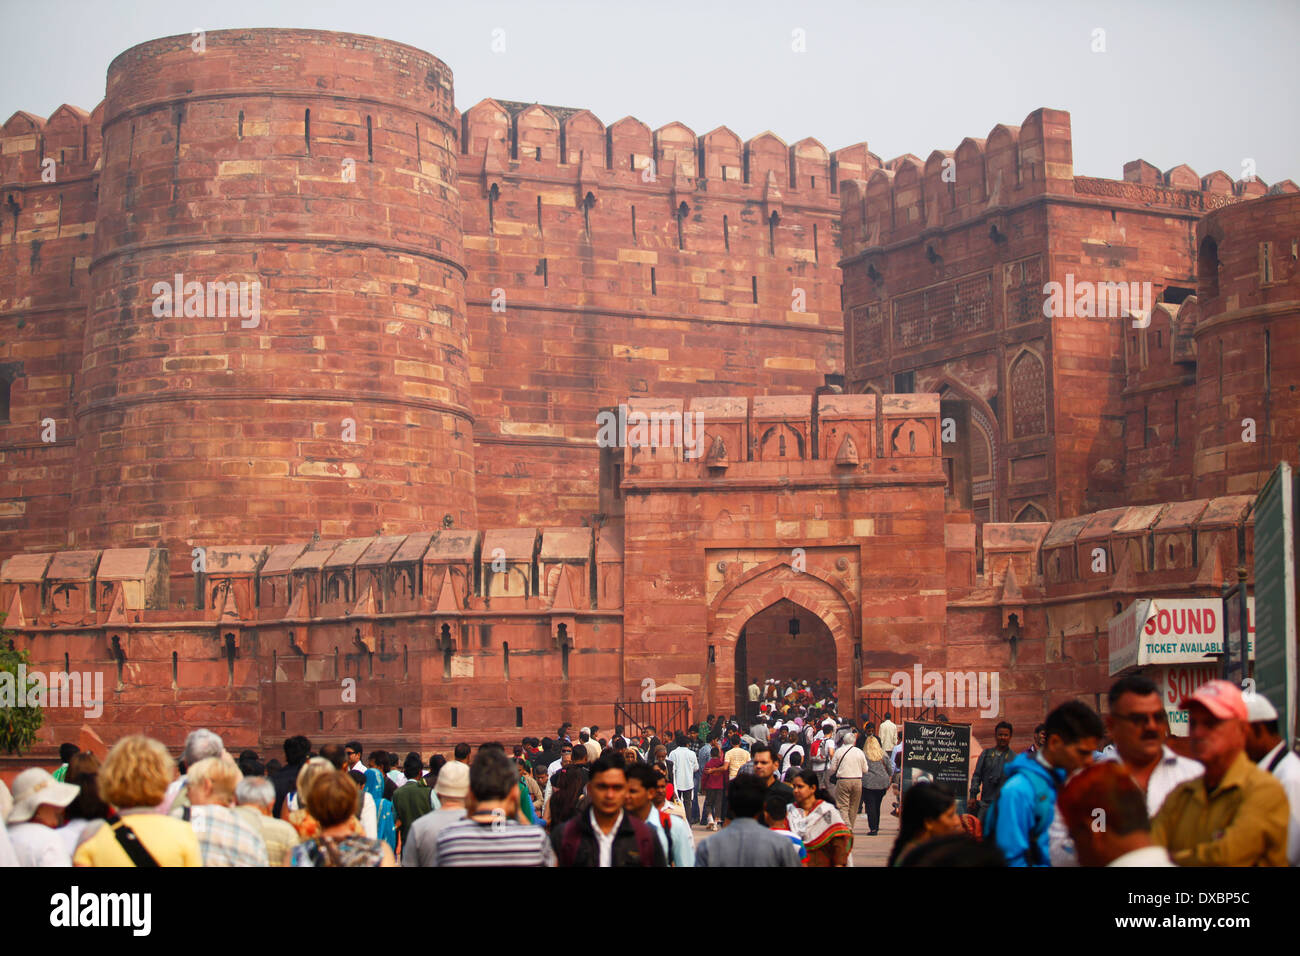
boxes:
[0,105,102,554]
[70,30,476,554]
[1193,193,1300,498]
[458,100,875,526]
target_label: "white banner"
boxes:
[1154,663,1222,737]
[1108,597,1254,675]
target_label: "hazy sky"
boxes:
[2,0,1297,184]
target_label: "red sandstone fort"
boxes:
[1,30,1297,759]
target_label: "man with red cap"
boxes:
[1151,680,1289,866]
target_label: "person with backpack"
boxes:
[985,700,1105,867]
[551,753,666,867]
[809,719,837,790]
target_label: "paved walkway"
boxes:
[688,787,901,866]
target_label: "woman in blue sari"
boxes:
[364,768,397,852]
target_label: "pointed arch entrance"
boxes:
[734,599,836,718]
[707,560,858,721]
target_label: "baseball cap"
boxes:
[1180,679,1248,722]
[7,767,79,824]
[1244,691,1279,723]
[434,760,470,798]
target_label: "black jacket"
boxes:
[551,809,667,867]
[271,759,307,818]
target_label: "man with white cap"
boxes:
[6,767,79,866]
[402,760,470,866]
[1243,690,1300,865]
[1151,680,1289,866]
[580,727,601,763]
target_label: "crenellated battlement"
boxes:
[459,97,876,203]
[0,103,104,187]
[838,107,1298,259]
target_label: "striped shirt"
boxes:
[434,816,556,867]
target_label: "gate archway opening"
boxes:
[734,599,836,720]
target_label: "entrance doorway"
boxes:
[734,599,836,719]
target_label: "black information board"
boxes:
[900,720,971,814]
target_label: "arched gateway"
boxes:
[707,560,858,720]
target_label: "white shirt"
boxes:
[1108,845,1175,867]
[7,822,72,867]
[591,809,623,868]
[1101,745,1204,817]
[778,742,804,773]
[669,746,698,792]
[878,720,898,754]
[1258,741,1300,866]
[810,733,835,770]
[0,823,17,867]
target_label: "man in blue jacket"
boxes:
[987,700,1104,866]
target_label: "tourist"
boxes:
[782,750,804,783]
[667,733,698,824]
[788,768,853,866]
[434,749,554,866]
[1058,761,1173,866]
[968,721,1017,823]
[777,727,804,775]
[163,728,225,815]
[184,756,270,867]
[1026,725,1047,755]
[878,713,898,754]
[625,763,670,861]
[6,768,78,866]
[234,775,301,867]
[59,752,110,856]
[764,792,807,862]
[986,700,1104,867]
[402,761,469,866]
[548,742,574,777]
[363,765,397,852]
[887,781,963,866]
[74,735,202,867]
[368,751,398,801]
[316,743,379,838]
[1100,675,1203,816]
[1152,680,1289,866]
[861,736,892,835]
[579,728,601,763]
[290,771,396,867]
[751,743,795,805]
[392,752,435,847]
[271,735,312,818]
[700,739,727,830]
[810,719,837,790]
[545,758,590,828]
[285,757,334,841]
[750,713,770,745]
[51,742,78,783]
[386,751,406,789]
[651,767,695,866]
[520,758,544,819]
[830,731,868,831]
[551,752,665,866]
[697,773,801,867]
[453,742,472,765]
[1243,691,1300,865]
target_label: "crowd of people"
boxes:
[0,672,1295,868]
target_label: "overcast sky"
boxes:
[2,0,1297,184]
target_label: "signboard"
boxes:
[1108,598,1151,674]
[1154,663,1221,737]
[1108,597,1254,675]
[1253,462,1298,743]
[901,720,971,815]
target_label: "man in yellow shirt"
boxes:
[1151,681,1289,867]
